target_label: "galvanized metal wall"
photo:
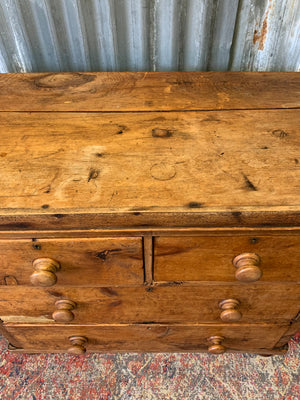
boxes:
[0,0,299,73]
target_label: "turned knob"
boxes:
[208,336,226,354]
[233,253,262,282]
[52,300,76,323]
[30,258,61,287]
[219,299,242,322]
[68,336,87,355]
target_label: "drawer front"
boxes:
[154,235,300,282]
[0,237,143,286]
[3,323,288,354]
[1,285,299,325]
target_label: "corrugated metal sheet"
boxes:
[0,0,299,73]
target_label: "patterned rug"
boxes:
[0,334,299,400]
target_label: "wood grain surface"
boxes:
[0,109,299,228]
[154,235,300,282]
[0,284,299,324]
[0,237,143,286]
[0,72,298,112]
[2,323,289,354]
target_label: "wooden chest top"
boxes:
[0,72,299,230]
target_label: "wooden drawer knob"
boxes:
[233,253,262,282]
[52,300,76,323]
[30,258,61,287]
[208,336,226,354]
[219,299,242,322]
[68,336,87,355]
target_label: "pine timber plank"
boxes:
[2,323,290,354]
[154,235,300,282]
[0,109,299,229]
[0,237,143,286]
[0,72,299,112]
[0,284,299,324]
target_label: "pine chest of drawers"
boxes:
[0,71,299,355]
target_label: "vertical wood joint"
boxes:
[143,235,154,285]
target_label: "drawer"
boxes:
[1,284,299,325]
[154,235,300,282]
[3,323,289,354]
[0,237,143,286]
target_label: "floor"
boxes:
[0,334,299,400]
